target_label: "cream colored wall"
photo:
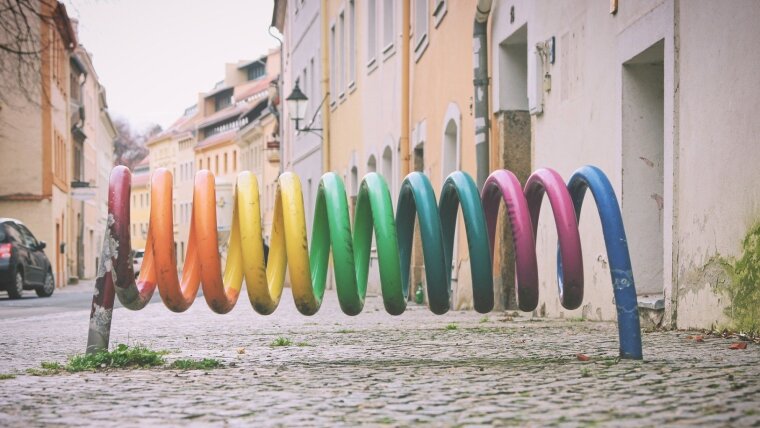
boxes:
[485,0,760,330]
[175,136,196,270]
[130,181,150,250]
[195,140,239,184]
[408,0,475,308]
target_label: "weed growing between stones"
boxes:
[170,358,222,370]
[445,323,458,331]
[0,373,16,380]
[67,344,166,371]
[28,344,223,375]
[270,337,293,347]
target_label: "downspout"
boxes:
[400,0,410,177]
[268,26,284,175]
[473,0,493,189]
[320,0,331,172]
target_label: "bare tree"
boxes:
[0,0,60,106]
[113,118,162,169]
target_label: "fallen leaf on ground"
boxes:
[576,354,590,361]
[729,342,747,350]
[237,348,246,354]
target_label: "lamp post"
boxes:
[286,80,323,135]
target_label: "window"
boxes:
[414,0,429,57]
[214,92,231,111]
[432,0,447,27]
[199,159,202,170]
[349,0,356,85]
[233,151,237,171]
[339,11,346,96]
[383,0,394,53]
[367,0,377,66]
[215,155,219,174]
[224,153,228,173]
[247,63,266,81]
[330,24,336,104]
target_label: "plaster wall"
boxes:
[674,1,760,329]
[490,0,673,321]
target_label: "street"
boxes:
[0,287,758,426]
[0,280,161,320]
[0,283,95,320]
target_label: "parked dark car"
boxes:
[0,218,54,299]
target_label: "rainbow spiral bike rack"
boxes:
[87,165,642,359]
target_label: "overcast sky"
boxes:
[63,0,278,131]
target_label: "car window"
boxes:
[4,223,23,244]
[134,250,145,258]
[0,224,5,242]
[16,224,38,248]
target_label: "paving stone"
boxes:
[0,287,758,426]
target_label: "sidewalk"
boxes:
[0,288,758,427]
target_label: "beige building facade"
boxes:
[129,158,151,251]
[1,2,78,288]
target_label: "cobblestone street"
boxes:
[1,286,758,427]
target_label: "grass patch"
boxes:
[66,344,166,372]
[0,373,15,380]
[270,337,293,347]
[479,316,490,324]
[31,344,166,374]
[445,323,458,331]
[296,341,311,347]
[40,361,63,370]
[580,367,592,378]
[170,358,222,370]
[337,329,355,334]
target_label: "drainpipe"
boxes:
[268,26,284,175]
[320,0,331,172]
[473,0,493,189]
[400,0,410,177]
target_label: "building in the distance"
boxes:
[129,157,150,251]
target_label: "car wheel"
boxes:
[7,270,23,299]
[36,271,55,297]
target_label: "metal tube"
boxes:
[473,0,493,190]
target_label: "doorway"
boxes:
[495,24,531,310]
[622,40,664,296]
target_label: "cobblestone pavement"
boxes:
[0,287,758,427]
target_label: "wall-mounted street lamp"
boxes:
[286,79,324,137]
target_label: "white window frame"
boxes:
[367,0,378,72]
[339,10,346,100]
[348,0,357,90]
[432,0,447,28]
[414,0,429,62]
[382,0,395,60]
[330,22,337,107]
